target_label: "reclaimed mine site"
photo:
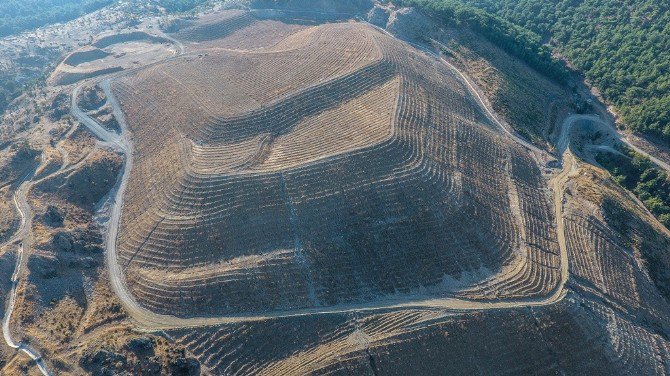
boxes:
[1,1,670,375]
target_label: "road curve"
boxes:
[564,113,670,173]
[562,113,670,237]
[68,19,575,330]
[70,85,127,153]
[429,39,546,156]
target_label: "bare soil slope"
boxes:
[112,13,560,317]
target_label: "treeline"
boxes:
[596,148,670,228]
[452,0,670,144]
[396,0,570,83]
[0,0,114,38]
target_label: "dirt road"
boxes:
[1,170,52,376]
[565,113,670,173]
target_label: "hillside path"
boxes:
[1,167,53,376]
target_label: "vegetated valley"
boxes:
[0,0,669,375]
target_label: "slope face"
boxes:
[111,13,560,317]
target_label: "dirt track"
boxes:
[1,169,52,376]
[562,113,670,238]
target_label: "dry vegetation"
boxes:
[0,125,195,374]
[0,57,199,375]
[0,187,19,242]
[0,141,40,189]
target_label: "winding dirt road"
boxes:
[563,113,670,238]
[562,113,670,173]
[1,170,52,376]
[68,19,577,330]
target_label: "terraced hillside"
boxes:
[5,3,670,374]
[167,9,311,51]
[110,14,560,317]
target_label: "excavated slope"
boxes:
[112,18,560,317]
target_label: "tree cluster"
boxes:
[450,0,670,143]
